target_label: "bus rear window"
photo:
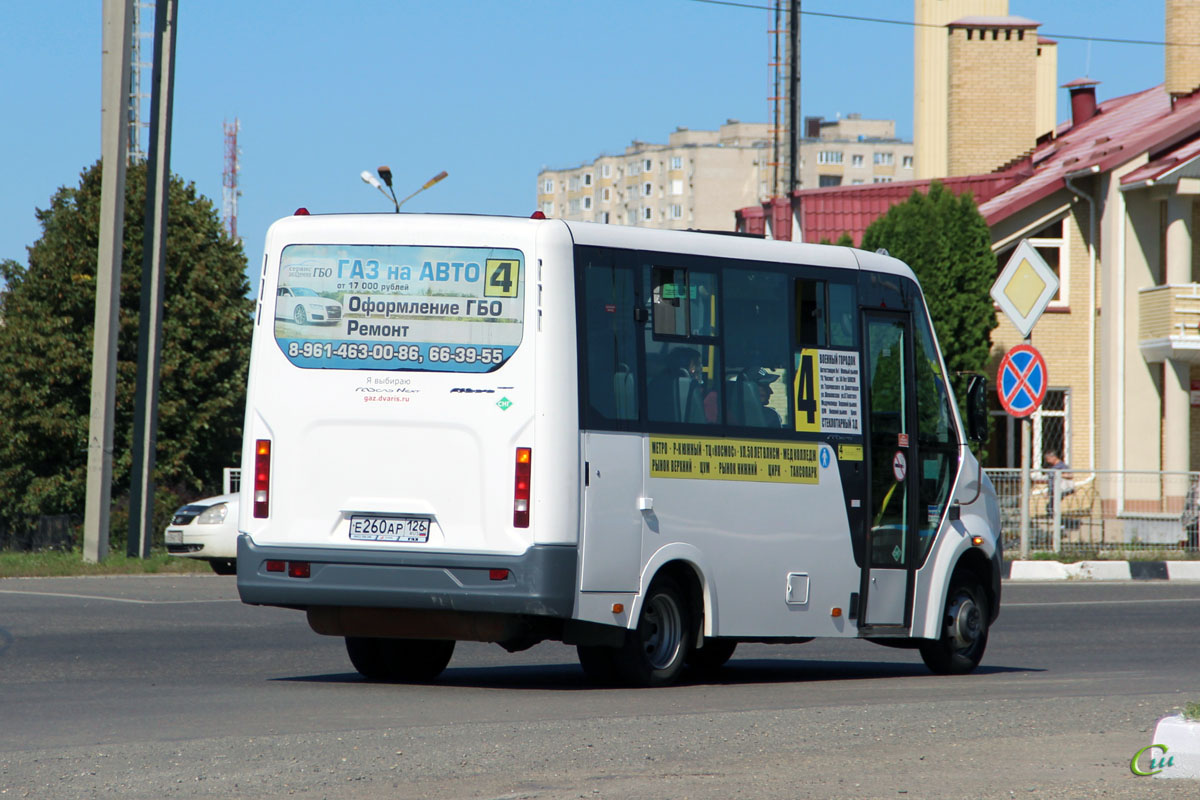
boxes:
[273,244,524,372]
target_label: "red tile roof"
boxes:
[779,83,1200,245]
[791,173,1022,246]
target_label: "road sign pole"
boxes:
[1020,414,1031,560]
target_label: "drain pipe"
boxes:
[1064,165,1099,471]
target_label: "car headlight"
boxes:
[307,302,325,310]
[197,502,229,524]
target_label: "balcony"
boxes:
[1138,283,1200,362]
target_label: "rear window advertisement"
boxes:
[274,244,524,372]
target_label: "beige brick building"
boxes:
[537,117,913,232]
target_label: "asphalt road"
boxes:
[1,575,1198,799]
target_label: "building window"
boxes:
[902,155,913,169]
[602,187,611,202]
[670,204,682,219]
[872,177,893,183]
[817,150,843,165]
[644,182,653,197]
[851,154,863,167]
[629,162,640,176]
[644,158,653,172]
[644,207,653,221]
[569,177,580,191]
[583,173,593,186]
[601,164,611,178]
[584,197,592,210]
[671,179,683,196]
[818,175,842,187]
[542,201,553,215]
[851,179,865,185]
[874,152,894,166]
[543,179,554,194]
[997,216,1068,305]
[569,199,581,214]
[670,156,683,170]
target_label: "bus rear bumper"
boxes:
[236,535,578,619]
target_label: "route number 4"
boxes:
[794,350,820,432]
[485,259,520,297]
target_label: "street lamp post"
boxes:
[361,166,448,212]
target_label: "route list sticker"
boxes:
[794,349,862,434]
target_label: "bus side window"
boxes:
[582,260,639,423]
[795,279,826,347]
[724,269,789,428]
[828,283,857,347]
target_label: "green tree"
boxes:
[859,181,997,389]
[0,160,252,535]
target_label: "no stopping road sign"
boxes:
[997,344,1047,417]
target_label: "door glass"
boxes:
[866,318,909,568]
[913,310,959,564]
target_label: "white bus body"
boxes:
[237,212,1001,686]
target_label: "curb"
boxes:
[1003,560,1200,581]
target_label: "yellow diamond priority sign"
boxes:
[991,238,1059,338]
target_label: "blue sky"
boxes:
[0,1,1168,289]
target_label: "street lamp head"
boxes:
[376,166,394,188]
[360,170,383,190]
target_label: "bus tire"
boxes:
[614,576,694,687]
[345,636,455,682]
[687,638,737,674]
[918,571,989,675]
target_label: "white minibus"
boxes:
[237,212,1002,687]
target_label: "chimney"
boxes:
[946,16,1040,176]
[1062,78,1100,127]
[1166,0,1200,99]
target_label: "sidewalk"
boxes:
[1003,560,1200,580]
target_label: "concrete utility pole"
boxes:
[84,0,134,563]
[128,0,179,557]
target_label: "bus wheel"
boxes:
[687,638,737,675]
[919,572,989,675]
[615,576,693,687]
[345,637,455,682]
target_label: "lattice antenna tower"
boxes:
[127,1,154,159]
[223,118,242,240]
[767,0,787,198]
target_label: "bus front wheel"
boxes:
[919,572,989,675]
[345,636,455,682]
[614,576,694,687]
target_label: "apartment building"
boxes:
[537,117,913,232]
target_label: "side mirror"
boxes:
[965,374,988,443]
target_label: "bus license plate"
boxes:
[349,515,430,543]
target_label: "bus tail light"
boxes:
[253,439,271,518]
[514,447,532,528]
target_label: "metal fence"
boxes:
[986,468,1200,556]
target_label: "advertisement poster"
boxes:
[274,244,524,372]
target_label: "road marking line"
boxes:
[0,590,240,605]
[1006,597,1200,607]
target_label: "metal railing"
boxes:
[986,468,1200,556]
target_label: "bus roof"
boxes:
[264,211,917,282]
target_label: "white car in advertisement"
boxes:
[276,286,343,325]
[165,493,239,575]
